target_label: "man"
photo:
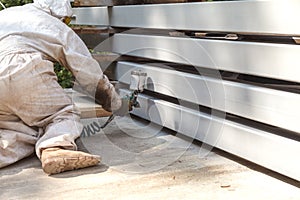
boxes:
[0,0,123,175]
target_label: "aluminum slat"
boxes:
[111,34,300,83]
[110,0,300,35]
[116,61,300,134]
[71,7,109,26]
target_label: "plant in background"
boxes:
[0,0,75,88]
[0,0,32,10]
[54,62,74,88]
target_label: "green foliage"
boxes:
[0,0,74,88]
[0,0,33,10]
[54,63,74,88]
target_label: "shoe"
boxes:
[41,147,101,175]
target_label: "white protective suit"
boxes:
[0,1,121,168]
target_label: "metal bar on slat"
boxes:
[119,89,300,181]
[72,27,115,34]
[111,34,300,83]
[73,0,190,7]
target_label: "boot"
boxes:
[41,147,101,175]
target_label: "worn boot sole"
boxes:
[42,155,101,175]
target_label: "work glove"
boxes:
[94,76,122,113]
[94,75,140,116]
[112,96,131,117]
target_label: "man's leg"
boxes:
[0,126,37,168]
[36,105,100,175]
[0,56,39,168]
[5,53,100,174]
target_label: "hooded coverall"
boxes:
[0,3,121,168]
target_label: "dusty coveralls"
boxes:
[0,4,121,168]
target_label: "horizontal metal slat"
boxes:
[72,1,300,36]
[110,0,300,35]
[116,61,300,134]
[120,89,300,181]
[71,7,109,25]
[111,34,300,83]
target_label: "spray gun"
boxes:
[100,70,147,129]
[128,70,147,110]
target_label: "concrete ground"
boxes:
[0,116,299,200]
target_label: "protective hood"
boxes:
[33,0,73,17]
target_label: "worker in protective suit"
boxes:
[0,0,123,175]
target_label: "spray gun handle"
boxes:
[128,90,141,111]
[128,70,147,111]
[102,90,139,128]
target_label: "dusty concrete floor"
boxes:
[0,116,299,200]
